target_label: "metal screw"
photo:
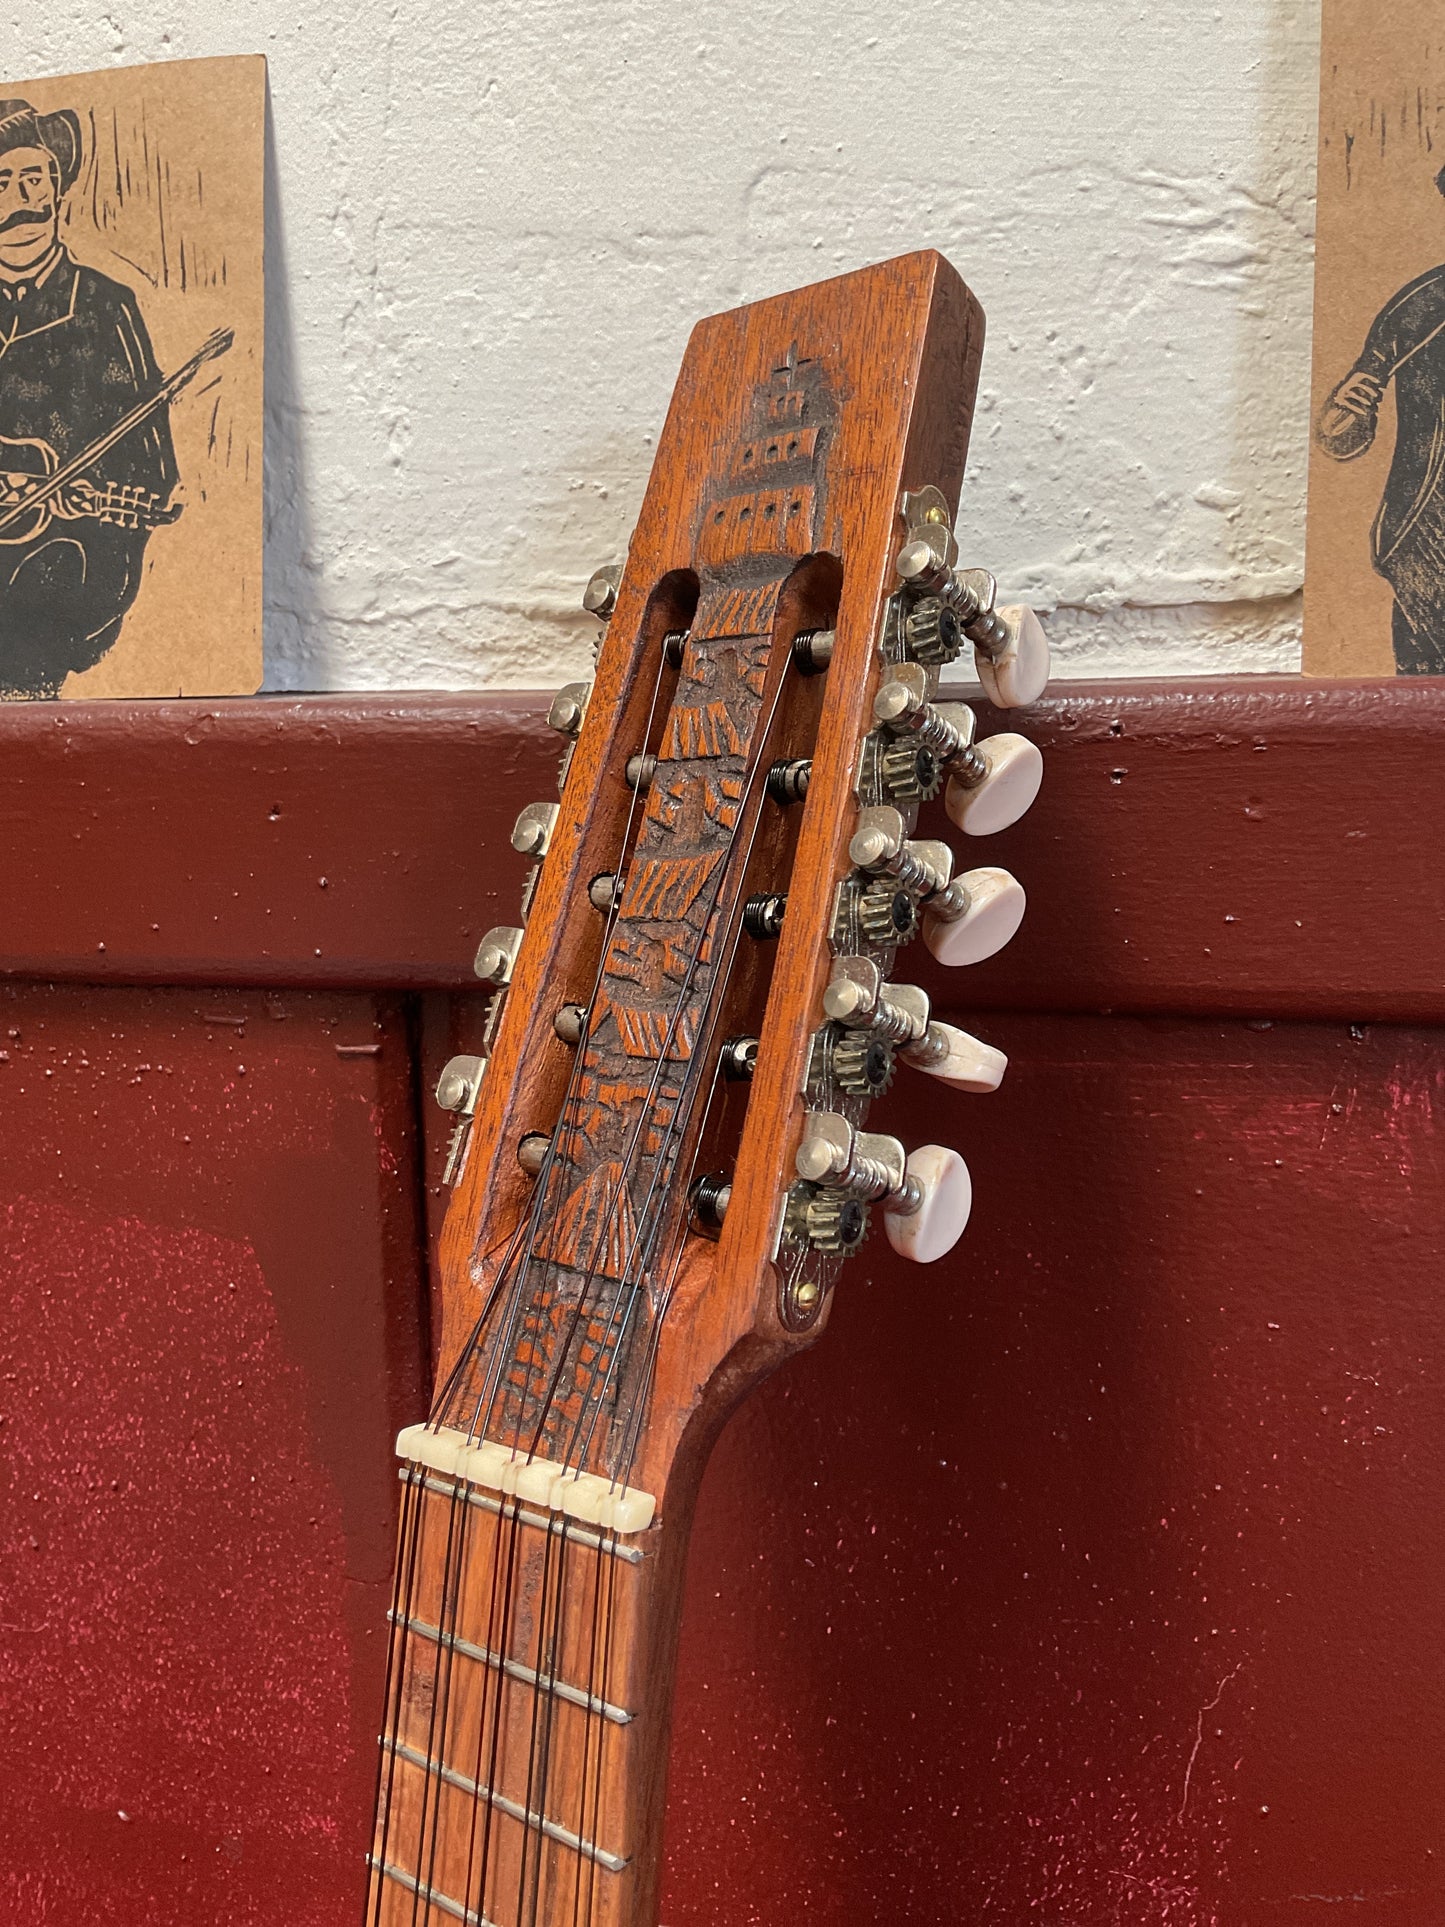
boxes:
[474,925,524,986]
[435,1054,486,1115]
[583,565,621,619]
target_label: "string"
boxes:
[514,624,794,1927]
[447,628,679,1449]
[376,593,802,1927]
[412,627,686,1925]
[515,617,794,1927]
[532,630,793,1478]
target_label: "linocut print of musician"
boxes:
[0,97,225,699]
[1316,166,1445,676]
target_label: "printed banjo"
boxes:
[366,248,1050,1927]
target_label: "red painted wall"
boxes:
[0,685,1439,1925]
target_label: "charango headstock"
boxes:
[371,249,1048,1927]
[428,250,1047,1514]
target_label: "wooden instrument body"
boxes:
[369,251,984,1927]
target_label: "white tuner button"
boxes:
[945,733,1043,837]
[884,1145,972,1263]
[905,1022,1007,1093]
[976,605,1050,710]
[922,867,1025,967]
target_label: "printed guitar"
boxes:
[366,249,1050,1927]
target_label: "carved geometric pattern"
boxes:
[446,342,839,1472]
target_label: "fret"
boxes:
[388,1611,635,1726]
[399,1468,647,1565]
[382,1735,630,1874]
[368,1856,496,1926]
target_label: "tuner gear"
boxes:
[792,1186,871,1254]
[830,1030,896,1097]
[878,739,942,803]
[858,882,918,945]
[903,596,963,666]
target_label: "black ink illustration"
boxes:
[1316,165,1445,676]
[0,98,229,699]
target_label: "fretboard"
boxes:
[366,1460,688,1927]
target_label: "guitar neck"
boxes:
[368,1468,694,1927]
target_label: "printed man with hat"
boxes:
[1316,164,1445,675]
[0,99,178,697]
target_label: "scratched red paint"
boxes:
[0,987,425,1926]
[0,1197,351,1921]
[3,981,1444,1917]
[661,1017,1445,1925]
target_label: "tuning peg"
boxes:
[791,1114,973,1263]
[975,605,1050,709]
[583,565,622,619]
[895,547,1050,710]
[943,733,1044,836]
[921,867,1025,966]
[553,1003,588,1045]
[883,1145,972,1262]
[821,958,929,1046]
[902,1022,1007,1092]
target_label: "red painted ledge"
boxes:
[0,679,1439,1021]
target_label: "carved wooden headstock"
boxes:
[370,249,1051,1927]
[426,248,1048,1527]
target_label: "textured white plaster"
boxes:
[4,0,1320,690]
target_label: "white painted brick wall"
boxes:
[8,0,1320,690]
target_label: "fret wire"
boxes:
[382,1736,629,1875]
[368,1855,498,1927]
[398,1470,645,1564]
[389,1611,634,1725]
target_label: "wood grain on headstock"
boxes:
[370,250,984,1927]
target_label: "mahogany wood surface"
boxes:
[0,681,1441,1924]
[1,678,1440,1021]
